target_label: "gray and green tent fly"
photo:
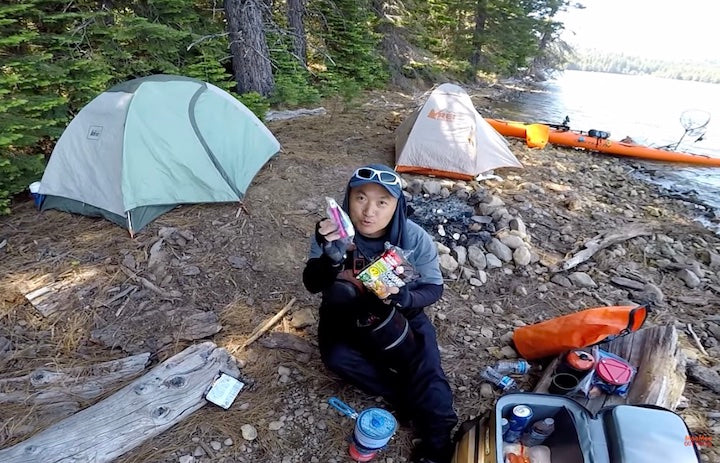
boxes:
[39,75,280,235]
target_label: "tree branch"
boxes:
[186,32,230,52]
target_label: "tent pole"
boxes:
[127,212,135,238]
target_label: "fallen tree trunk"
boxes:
[265,107,326,121]
[0,342,239,463]
[0,353,151,405]
[626,324,686,408]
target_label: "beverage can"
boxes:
[507,405,533,432]
[501,417,509,435]
[504,405,532,442]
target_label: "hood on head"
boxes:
[342,163,407,246]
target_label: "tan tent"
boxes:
[395,83,522,180]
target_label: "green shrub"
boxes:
[0,154,45,215]
[271,72,322,107]
[238,92,270,120]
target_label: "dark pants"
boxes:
[319,303,458,463]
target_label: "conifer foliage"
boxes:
[0,0,231,213]
[1,0,571,215]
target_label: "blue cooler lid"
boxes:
[603,405,700,463]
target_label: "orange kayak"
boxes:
[485,118,720,167]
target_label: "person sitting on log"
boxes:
[302,163,457,463]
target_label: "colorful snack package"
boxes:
[325,197,355,239]
[357,244,418,299]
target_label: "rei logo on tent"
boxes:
[87,126,103,140]
[427,108,457,122]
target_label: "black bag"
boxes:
[360,307,417,365]
[323,279,418,364]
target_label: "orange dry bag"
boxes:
[512,305,648,360]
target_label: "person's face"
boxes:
[348,183,398,238]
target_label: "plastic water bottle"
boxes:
[480,366,518,392]
[520,418,555,446]
[493,359,532,375]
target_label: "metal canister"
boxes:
[558,350,595,380]
[349,408,397,462]
[566,350,594,372]
[501,417,509,435]
[328,397,397,463]
[504,405,533,443]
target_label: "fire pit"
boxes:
[408,195,494,248]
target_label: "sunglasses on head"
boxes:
[353,167,402,186]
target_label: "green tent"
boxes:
[39,75,280,235]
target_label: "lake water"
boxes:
[492,70,720,231]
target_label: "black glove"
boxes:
[387,285,412,310]
[315,220,349,266]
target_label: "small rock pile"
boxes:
[405,177,536,286]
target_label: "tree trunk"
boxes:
[470,0,488,72]
[225,0,275,96]
[529,2,563,80]
[529,27,552,79]
[287,0,307,67]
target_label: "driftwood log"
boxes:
[265,107,326,121]
[561,226,652,271]
[0,354,151,437]
[0,342,239,463]
[0,353,150,406]
[90,304,222,354]
[534,325,686,413]
[21,280,88,317]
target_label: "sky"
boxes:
[556,0,720,61]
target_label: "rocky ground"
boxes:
[1,85,720,462]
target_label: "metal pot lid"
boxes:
[356,408,397,439]
[596,357,633,385]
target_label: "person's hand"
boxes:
[385,285,411,309]
[316,218,341,242]
[315,219,349,265]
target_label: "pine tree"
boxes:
[225,0,275,96]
